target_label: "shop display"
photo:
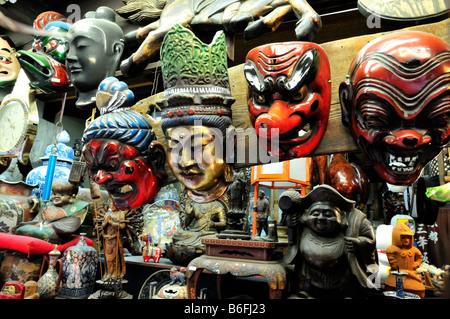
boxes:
[340,30,450,186]
[279,185,378,298]
[116,0,321,76]
[82,77,166,210]
[244,42,331,159]
[13,179,90,243]
[384,223,426,298]
[0,1,448,302]
[66,6,124,110]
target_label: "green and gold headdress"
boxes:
[158,24,234,135]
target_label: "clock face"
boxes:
[0,99,27,154]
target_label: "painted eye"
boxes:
[44,40,58,53]
[125,166,134,175]
[253,93,266,104]
[363,115,388,129]
[0,56,11,63]
[292,85,308,101]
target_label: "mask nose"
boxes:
[95,170,113,184]
[255,101,302,138]
[383,130,432,149]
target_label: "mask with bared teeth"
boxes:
[340,31,450,185]
[82,109,166,210]
[244,42,331,159]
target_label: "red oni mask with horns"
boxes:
[340,31,450,186]
[244,42,331,159]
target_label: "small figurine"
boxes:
[245,41,331,159]
[253,190,270,237]
[169,267,186,286]
[140,234,161,263]
[13,179,89,243]
[0,281,25,299]
[340,31,450,186]
[23,281,40,299]
[384,223,426,298]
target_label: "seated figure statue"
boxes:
[14,179,89,243]
[166,194,227,265]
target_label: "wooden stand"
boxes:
[186,238,288,299]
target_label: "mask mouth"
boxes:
[278,122,312,144]
[107,183,135,201]
[381,150,422,175]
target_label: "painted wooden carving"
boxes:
[384,223,425,298]
[157,24,234,203]
[340,30,450,186]
[116,0,321,76]
[244,42,331,159]
[82,77,166,210]
[17,12,71,94]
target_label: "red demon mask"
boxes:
[340,31,450,185]
[244,42,331,159]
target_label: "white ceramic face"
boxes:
[0,100,26,153]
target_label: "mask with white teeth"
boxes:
[245,42,332,159]
[340,31,450,185]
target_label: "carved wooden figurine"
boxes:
[279,185,378,298]
[384,223,425,298]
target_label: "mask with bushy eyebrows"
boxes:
[340,31,450,185]
[244,42,331,159]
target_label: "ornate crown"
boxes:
[158,24,234,134]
